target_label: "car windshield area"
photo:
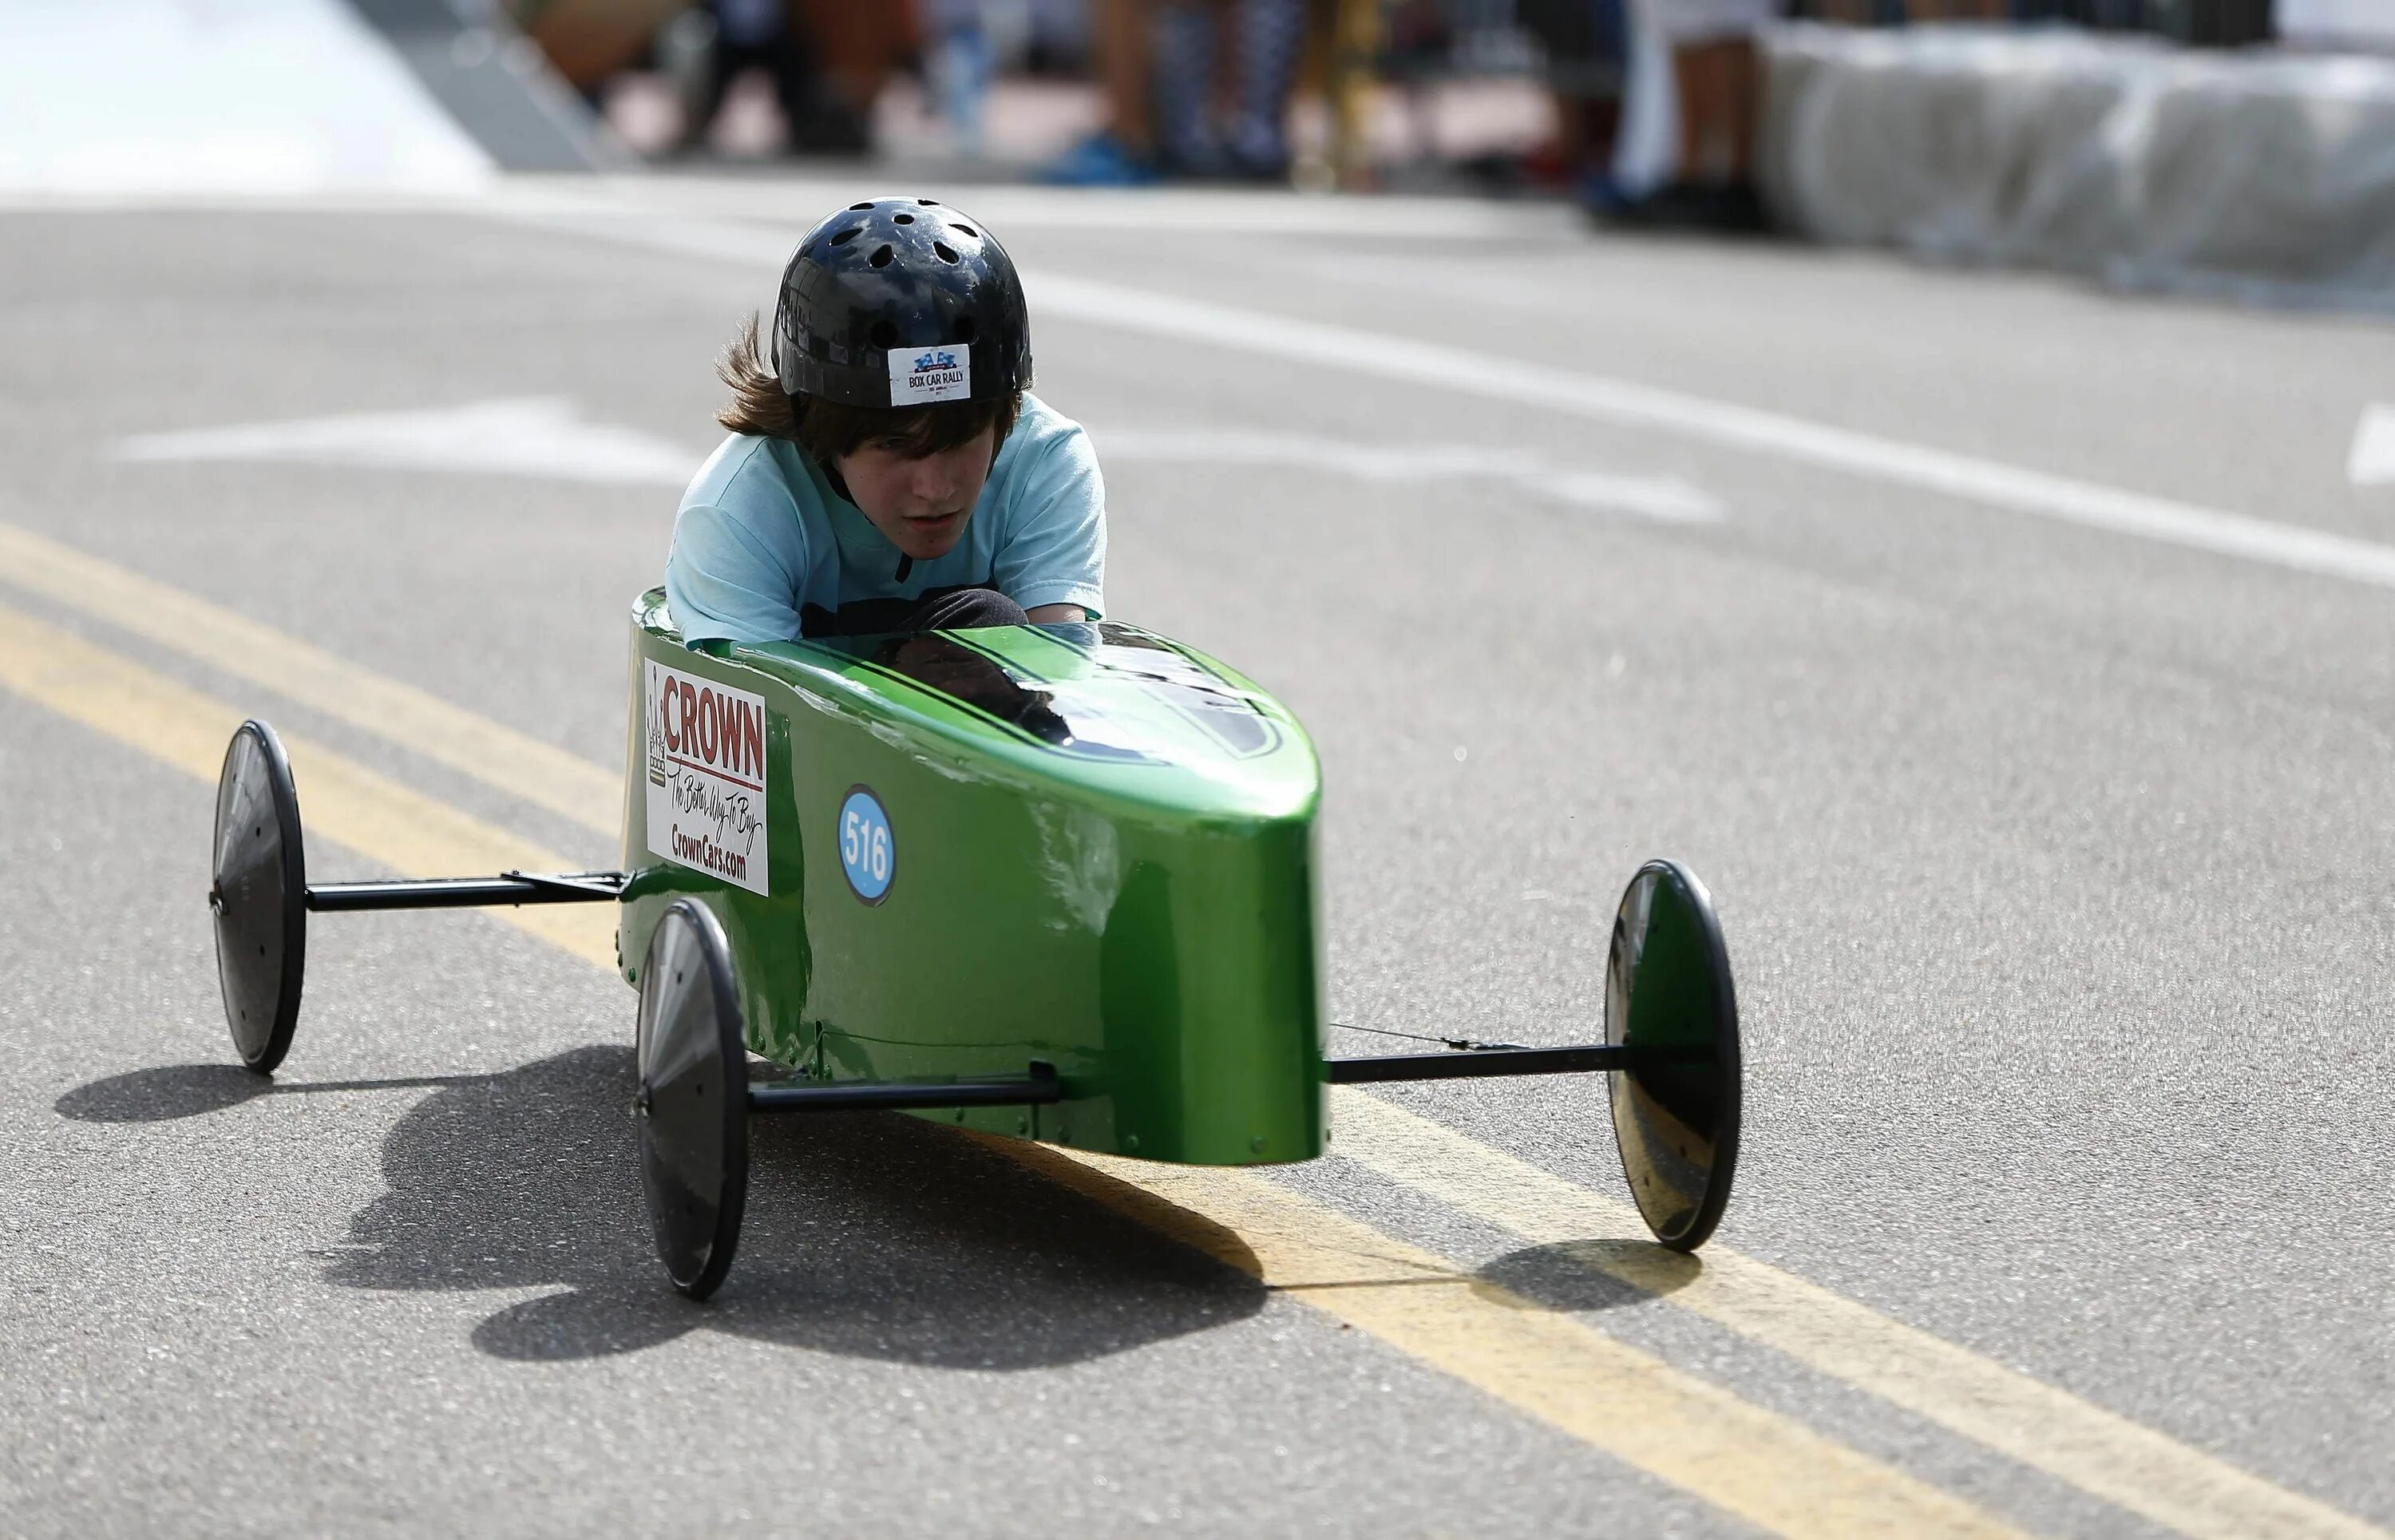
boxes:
[793,622,1281,765]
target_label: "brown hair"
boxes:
[716,313,1020,466]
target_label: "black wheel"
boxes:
[635,899,750,1300]
[1605,859,1741,1252]
[210,720,306,1075]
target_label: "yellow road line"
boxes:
[0,604,2021,1540]
[0,522,620,833]
[0,607,617,967]
[1008,1139,2018,1540]
[1327,1091,2389,1540]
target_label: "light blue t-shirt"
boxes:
[665,392,1105,645]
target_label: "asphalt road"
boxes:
[1,176,2389,1538]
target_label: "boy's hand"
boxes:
[1026,604,1087,624]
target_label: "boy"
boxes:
[666,196,1104,644]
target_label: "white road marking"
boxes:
[1029,271,2395,591]
[112,397,699,486]
[1088,426,1723,523]
[109,395,1715,522]
[2347,402,2395,485]
[479,201,2395,593]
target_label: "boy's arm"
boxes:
[992,419,1106,620]
[666,503,807,645]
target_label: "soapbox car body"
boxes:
[207,591,1742,1298]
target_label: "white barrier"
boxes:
[1758,23,2395,307]
[2281,0,2395,49]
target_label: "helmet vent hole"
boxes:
[918,197,939,206]
[849,201,873,212]
[829,226,861,247]
[893,212,914,225]
[869,321,900,349]
[954,224,978,239]
[869,244,893,268]
[933,241,958,263]
[953,317,977,343]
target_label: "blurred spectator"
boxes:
[1516,0,1631,208]
[924,0,1001,153]
[791,0,920,148]
[1621,0,1772,229]
[675,0,913,157]
[1041,0,1306,184]
[679,0,821,154]
[1794,1,2048,19]
[675,0,872,153]
[1041,0,1162,182]
[920,0,1107,152]
[1163,0,1308,176]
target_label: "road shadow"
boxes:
[57,1063,486,1122]
[1473,1237,1702,1313]
[61,1057,1680,1364]
[292,1044,1266,1367]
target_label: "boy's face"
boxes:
[837,426,997,561]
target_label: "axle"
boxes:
[746,1061,1063,1113]
[304,871,629,912]
[1324,1043,1712,1083]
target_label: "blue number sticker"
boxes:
[837,786,895,905]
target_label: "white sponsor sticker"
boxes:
[645,661,770,895]
[889,345,972,406]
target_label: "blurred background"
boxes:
[8,0,2395,299]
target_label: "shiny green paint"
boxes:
[617,590,1326,1166]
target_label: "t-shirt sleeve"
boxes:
[992,421,1106,617]
[664,501,806,645]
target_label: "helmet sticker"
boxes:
[889,346,972,406]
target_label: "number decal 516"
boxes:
[837,787,895,905]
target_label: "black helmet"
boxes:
[773,196,1032,410]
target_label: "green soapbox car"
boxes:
[207,591,1743,1298]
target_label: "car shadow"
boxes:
[65,1047,1265,1368]
[57,1063,485,1122]
[60,1056,1695,1362]
[1473,1237,1702,1313]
